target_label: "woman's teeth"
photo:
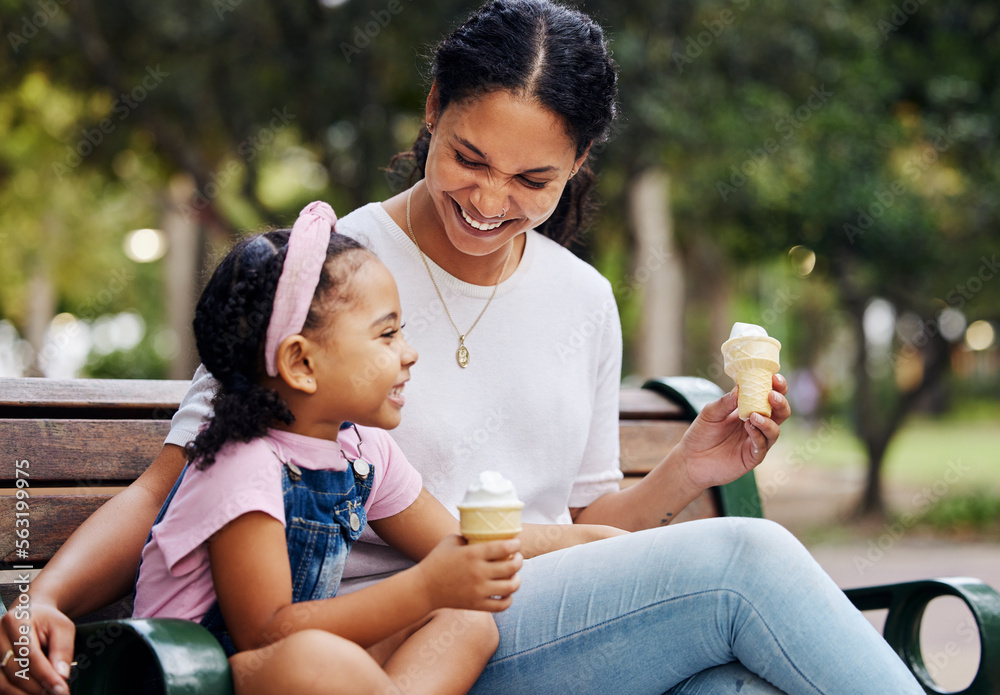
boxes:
[460,206,503,231]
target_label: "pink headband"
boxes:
[264,201,337,377]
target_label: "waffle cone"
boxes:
[458,505,523,543]
[721,336,781,421]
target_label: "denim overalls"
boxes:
[141,429,374,657]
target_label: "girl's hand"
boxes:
[679,374,791,491]
[413,535,522,613]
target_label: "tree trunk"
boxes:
[857,431,890,519]
[164,175,202,380]
[628,167,685,378]
[842,283,954,520]
[846,297,888,518]
[24,261,55,378]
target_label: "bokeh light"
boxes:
[965,320,995,351]
[788,245,816,277]
[124,228,167,263]
[938,308,967,342]
[863,298,895,347]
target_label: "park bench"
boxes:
[1,375,999,694]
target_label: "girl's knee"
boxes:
[284,628,366,661]
[469,610,500,653]
[434,608,499,655]
[232,629,382,693]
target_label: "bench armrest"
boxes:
[641,376,724,420]
[844,577,1000,695]
[73,619,233,694]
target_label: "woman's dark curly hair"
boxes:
[186,230,367,469]
[389,0,619,247]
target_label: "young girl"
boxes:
[132,201,522,695]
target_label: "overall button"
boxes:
[353,458,370,478]
[284,460,302,482]
[349,512,361,532]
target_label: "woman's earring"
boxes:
[425,121,434,134]
[569,168,578,179]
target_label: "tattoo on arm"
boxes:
[659,512,674,526]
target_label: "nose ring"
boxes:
[499,207,507,218]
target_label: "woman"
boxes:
[1,1,922,693]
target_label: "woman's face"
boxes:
[423,89,586,258]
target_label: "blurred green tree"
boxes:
[1,0,472,374]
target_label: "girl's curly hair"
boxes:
[186,229,366,469]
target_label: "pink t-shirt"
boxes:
[133,426,421,622]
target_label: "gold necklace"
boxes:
[405,186,512,368]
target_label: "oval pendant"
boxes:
[457,344,470,368]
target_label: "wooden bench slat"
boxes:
[1,420,169,485]
[619,421,689,474]
[0,495,111,566]
[0,378,191,416]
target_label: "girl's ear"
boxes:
[276,335,317,394]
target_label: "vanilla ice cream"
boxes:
[457,471,524,543]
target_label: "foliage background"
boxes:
[1,0,998,516]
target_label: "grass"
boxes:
[769,404,1000,540]
[915,492,1000,540]
[776,412,1000,493]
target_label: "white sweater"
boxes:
[166,202,623,585]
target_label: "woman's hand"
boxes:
[679,374,791,491]
[0,598,74,695]
[413,535,521,613]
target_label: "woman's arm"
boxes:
[572,378,790,531]
[211,501,521,652]
[370,489,626,560]
[0,444,187,695]
[30,444,187,615]
[519,523,628,556]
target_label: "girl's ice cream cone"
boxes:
[722,323,781,421]
[457,471,524,543]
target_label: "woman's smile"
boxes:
[453,198,510,235]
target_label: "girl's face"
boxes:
[310,255,417,431]
[423,89,587,258]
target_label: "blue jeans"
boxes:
[471,518,922,694]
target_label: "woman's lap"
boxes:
[471,517,922,695]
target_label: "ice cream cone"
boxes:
[722,334,781,420]
[458,506,524,543]
[457,471,524,543]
